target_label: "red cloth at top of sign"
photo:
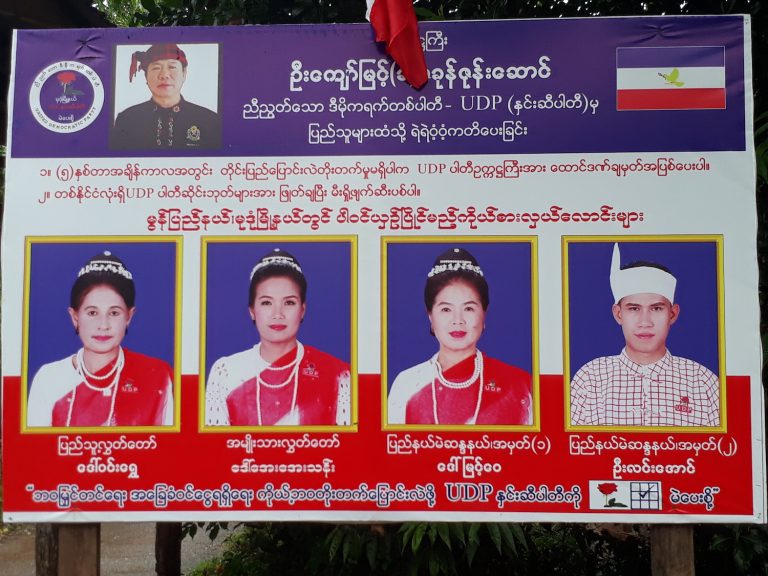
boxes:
[367,0,428,89]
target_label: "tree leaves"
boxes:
[436,523,451,550]
[487,523,502,554]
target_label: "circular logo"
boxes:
[29,61,104,133]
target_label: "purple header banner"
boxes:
[10,16,746,158]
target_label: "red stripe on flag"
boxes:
[617,88,726,110]
[368,0,428,89]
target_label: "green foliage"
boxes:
[415,0,762,20]
[697,525,768,575]
[182,521,231,541]
[187,523,333,576]
[323,524,396,574]
[186,522,768,576]
[186,522,658,576]
[187,557,223,576]
[98,0,366,27]
[320,522,528,575]
[397,522,526,575]
[93,0,148,27]
[527,524,654,575]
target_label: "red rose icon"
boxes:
[597,482,618,506]
[56,71,76,94]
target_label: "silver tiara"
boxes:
[250,255,303,280]
[428,259,484,278]
[78,259,133,280]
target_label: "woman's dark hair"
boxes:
[70,251,136,310]
[423,248,489,311]
[248,249,307,307]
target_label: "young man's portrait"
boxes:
[567,239,723,428]
[110,43,221,150]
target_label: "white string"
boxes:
[256,343,304,425]
[67,347,125,427]
[434,350,482,389]
[431,351,484,425]
[259,341,303,375]
[76,347,122,381]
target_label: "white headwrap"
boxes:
[609,243,676,304]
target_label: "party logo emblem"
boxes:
[29,61,104,133]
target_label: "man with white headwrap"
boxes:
[570,244,720,427]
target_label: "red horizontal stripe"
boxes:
[617,88,726,110]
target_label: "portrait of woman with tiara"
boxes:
[27,251,174,428]
[205,248,351,427]
[388,247,532,426]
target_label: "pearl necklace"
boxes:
[256,342,304,426]
[68,347,125,427]
[434,350,482,389]
[431,350,484,425]
[259,342,303,374]
[77,347,121,382]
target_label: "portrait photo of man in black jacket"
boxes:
[110,43,221,150]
